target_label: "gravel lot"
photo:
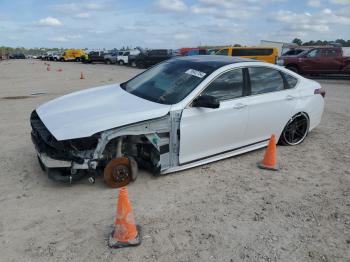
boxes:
[0,60,349,262]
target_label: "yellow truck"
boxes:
[215,46,278,64]
[60,49,86,62]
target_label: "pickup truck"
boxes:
[277,47,350,74]
[116,51,130,65]
[133,49,175,68]
[104,52,118,64]
[127,49,142,67]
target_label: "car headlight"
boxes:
[277,59,284,66]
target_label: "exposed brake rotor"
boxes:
[104,157,137,188]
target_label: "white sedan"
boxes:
[30,56,325,187]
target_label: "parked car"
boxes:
[207,48,220,55]
[41,53,49,60]
[60,49,86,62]
[133,49,175,68]
[104,52,120,64]
[9,53,26,59]
[41,51,60,61]
[127,49,142,67]
[216,47,278,64]
[277,46,350,74]
[48,52,61,61]
[82,51,106,63]
[116,51,130,65]
[30,56,325,187]
[185,48,208,56]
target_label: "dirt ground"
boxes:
[0,60,349,262]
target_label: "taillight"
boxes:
[314,87,326,98]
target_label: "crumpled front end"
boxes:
[30,110,98,182]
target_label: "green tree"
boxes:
[292,38,302,46]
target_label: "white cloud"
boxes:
[188,0,275,20]
[67,34,82,39]
[86,3,107,11]
[174,33,190,39]
[271,8,350,35]
[52,3,80,13]
[190,4,254,19]
[308,0,322,7]
[49,34,82,42]
[52,2,108,15]
[76,12,91,19]
[49,36,68,42]
[330,0,350,4]
[154,0,188,12]
[37,17,62,27]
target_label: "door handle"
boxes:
[286,95,297,101]
[233,103,247,109]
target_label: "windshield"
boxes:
[121,59,216,104]
[297,50,309,57]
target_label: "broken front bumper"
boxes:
[37,151,71,169]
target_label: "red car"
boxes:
[277,46,350,74]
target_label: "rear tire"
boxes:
[105,59,111,65]
[280,113,309,146]
[118,60,124,65]
[136,61,145,69]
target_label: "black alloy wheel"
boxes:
[280,113,309,145]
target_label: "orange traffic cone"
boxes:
[57,68,62,72]
[258,134,279,171]
[109,187,142,248]
[80,72,84,79]
[47,65,51,71]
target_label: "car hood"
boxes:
[36,84,171,141]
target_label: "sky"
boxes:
[0,0,349,49]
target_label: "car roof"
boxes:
[172,55,256,68]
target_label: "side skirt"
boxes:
[160,139,269,175]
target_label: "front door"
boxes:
[179,68,249,164]
[299,48,324,73]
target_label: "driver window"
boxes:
[307,49,321,58]
[201,69,244,101]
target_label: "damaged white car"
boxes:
[30,56,325,187]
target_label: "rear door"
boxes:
[146,50,158,65]
[243,66,299,144]
[320,49,343,73]
[179,68,249,164]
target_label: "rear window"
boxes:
[282,73,298,89]
[232,48,273,56]
[249,67,284,95]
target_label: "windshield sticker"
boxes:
[185,69,206,78]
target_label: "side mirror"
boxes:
[192,95,220,109]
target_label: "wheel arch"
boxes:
[278,111,310,145]
[285,64,300,72]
